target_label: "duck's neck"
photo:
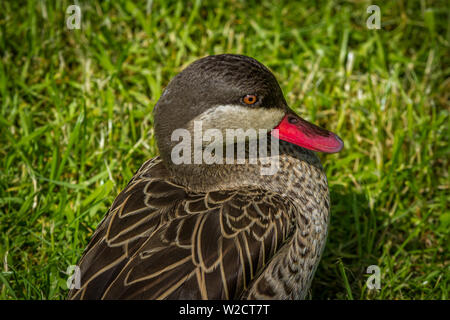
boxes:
[165,140,327,199]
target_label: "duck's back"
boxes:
[68,157,297,300]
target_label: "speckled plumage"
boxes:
[68,54,334,300]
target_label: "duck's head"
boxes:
[154,54,343,170]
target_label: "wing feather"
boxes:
[68,157,294,300]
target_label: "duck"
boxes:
[67,54,343,300]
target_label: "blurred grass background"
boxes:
[0,0,448,299]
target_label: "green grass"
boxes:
[0,0,448,300]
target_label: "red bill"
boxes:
[272,112,344,153]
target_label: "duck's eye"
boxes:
[242,94,258,105]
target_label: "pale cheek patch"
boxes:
[190,104,285,133]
